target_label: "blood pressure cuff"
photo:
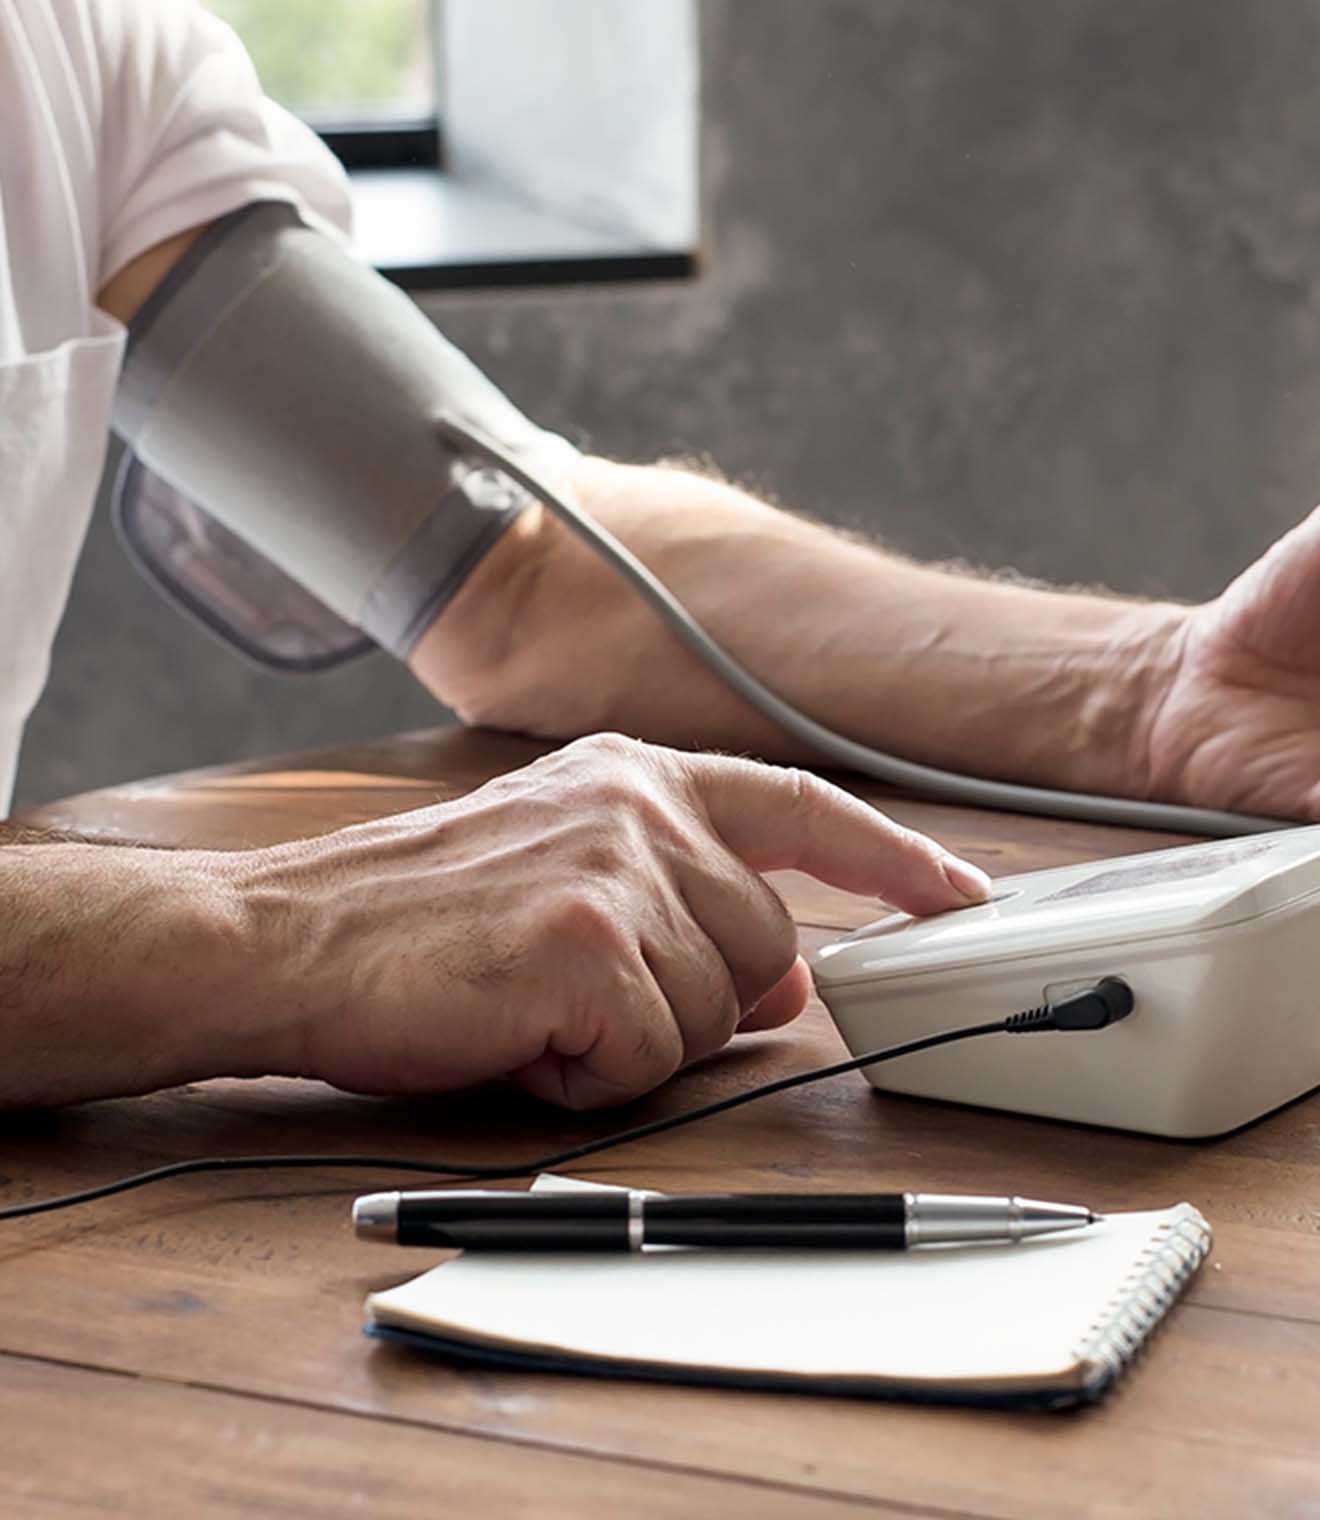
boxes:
[112,201,577,671]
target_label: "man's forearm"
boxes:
[413,457,1184,801]
[0,842,271,1107]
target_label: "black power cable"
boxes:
[0,979,1133,1223]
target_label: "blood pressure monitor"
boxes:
[812,826,1320,1137]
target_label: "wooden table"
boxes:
[5,728,1319,1517]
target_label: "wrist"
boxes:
[1074,599,1190,802]
[409,452,660,739]
[210,842,338,1083]
[57,844,299,1091]
[407,476,562,728]
[0,843,270,1107]
[95,847,276,1089]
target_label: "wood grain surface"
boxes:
[6,727,1319,1517]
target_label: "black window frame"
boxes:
[315,120,441,173]
[267,0,699,293]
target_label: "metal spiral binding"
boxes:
[1073,1207,1214,1386]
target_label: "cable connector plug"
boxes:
[1004,977,1135,1033]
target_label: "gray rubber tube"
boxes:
[437,417,1293,838]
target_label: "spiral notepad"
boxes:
[365,1177,1212,1410]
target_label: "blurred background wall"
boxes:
[16,0,1320,808]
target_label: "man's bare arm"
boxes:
[415,451,1320,825]
[412,456,1183,803]
[97,227,205,323]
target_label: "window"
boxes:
[207,0,435,126]
[207,0,699,290]
[206,0,439,171]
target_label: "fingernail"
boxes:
[942,856,993,901]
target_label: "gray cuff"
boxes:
[113,198,574,666]
[360,468,528,656]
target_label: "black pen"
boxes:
[352,1189,1098,1251]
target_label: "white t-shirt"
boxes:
[0,0,351,812]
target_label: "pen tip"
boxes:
[1088,1211,1106,1225]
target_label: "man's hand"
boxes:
[228,735,989,1110]
[1141,506,1320,821]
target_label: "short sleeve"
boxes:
[89,0,353,285]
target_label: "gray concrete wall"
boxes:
[17,0,1320,808]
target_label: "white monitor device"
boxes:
[811,826,1320,1138]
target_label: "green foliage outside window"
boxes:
[207,0,433,121]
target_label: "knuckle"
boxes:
[627,783,683,842]
[629,1012,684,1084]
[564,766,682,843]
[556,749,642,809]
[783,765,826,818]
[567,731,645,764]
[541,890,624,953]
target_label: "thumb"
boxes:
[737,955,814,1032]
[684,755,991,917]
